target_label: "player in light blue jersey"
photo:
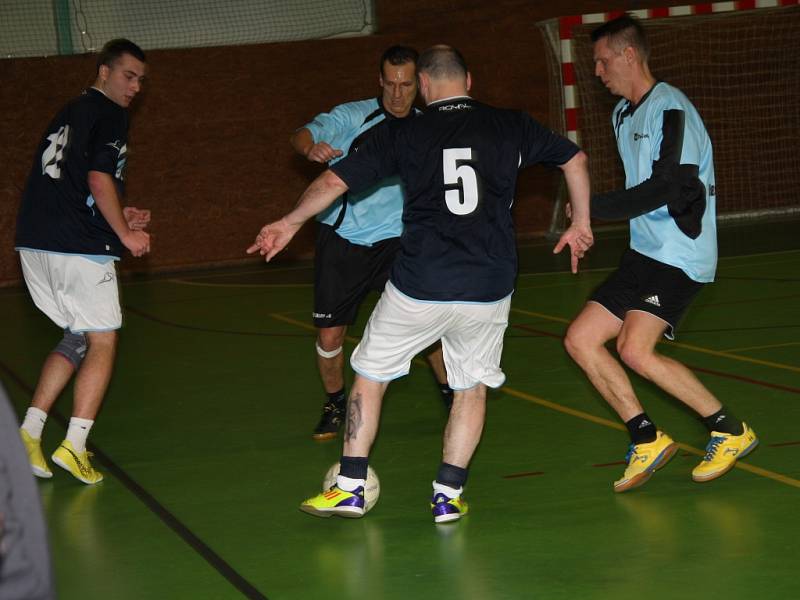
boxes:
[289,46,451,440]
[564,15,757,492]
[301,97,409,247]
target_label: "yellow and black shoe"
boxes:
[52,441,103,484]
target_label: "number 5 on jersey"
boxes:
[443,148,480,215]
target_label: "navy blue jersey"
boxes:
[331,97,579,302]
[16,88,129,258]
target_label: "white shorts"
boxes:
[350,281,511,390]
[19,250,122,332]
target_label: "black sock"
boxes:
[625,413,658,445]
[339,456,368,480]
[436,462,468,489]
[702,407,744,435]
[327,388,346,407]
[439,384,453,410]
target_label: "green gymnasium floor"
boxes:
[1,219,798,599]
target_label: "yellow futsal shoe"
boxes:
[614,431,678,493]
[692,423,758,483]
[20,429,53,479]
[300,485,365,518]
[51,441,104,484]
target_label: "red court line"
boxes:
[502,471,545,479]
[511,324,800,395]
[592,461,626,468]
[688,365,800,395]
[511,324,561,339]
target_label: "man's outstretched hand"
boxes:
[246,218,298,262]
[553,223,594,274]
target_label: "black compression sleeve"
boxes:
[590,109,706,238]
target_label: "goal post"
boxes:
[538,1,800,236]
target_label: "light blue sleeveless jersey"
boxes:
[305,98,410,246]
[613,82,717,282]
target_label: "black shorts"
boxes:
[313,224,401,328]
[590,248,705,339]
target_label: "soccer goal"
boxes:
[538,1,800,235]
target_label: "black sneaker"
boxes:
[312,401,345,440]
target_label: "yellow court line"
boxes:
[722,342,800,353]
[270,313,361,341]
[511,307,800,373]
[665,340,800,373]
[718,253,800,267]
[502,386,800,489]
[271,310,800,490]
[179,264,312,279]
[718,249,800,262]
[500,386,625,431]
[516,280,598,291]
[511,308,570,324]
[168,278,312,288]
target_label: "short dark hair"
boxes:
[96,38,146,73]
[379,45,418,74]
[417,45,468,80]
[591,15,650,61]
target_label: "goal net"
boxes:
[1,0,375,58]
[538,1,800,234]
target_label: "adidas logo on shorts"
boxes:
[643,295,661,307]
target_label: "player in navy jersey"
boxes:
[250,45,593,522]
[290,46,452,440]
[564,15,757,493]
[15,39,151,485]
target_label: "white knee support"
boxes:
[316,342,343,359]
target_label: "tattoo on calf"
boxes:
[345,393,363,441]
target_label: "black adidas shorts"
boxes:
[589,248,705,339]
[313,224,401,328]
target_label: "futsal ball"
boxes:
[323,462,380,512]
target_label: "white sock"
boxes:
[336,475,366,492]
[433,481,463,499]
[65,417,94,453]
[21,407,48,439]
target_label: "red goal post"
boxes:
[538,1,800,235]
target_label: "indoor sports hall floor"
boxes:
[2,219,798,600]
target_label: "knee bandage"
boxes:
[316,342,343,359]
[54,330,87,369]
